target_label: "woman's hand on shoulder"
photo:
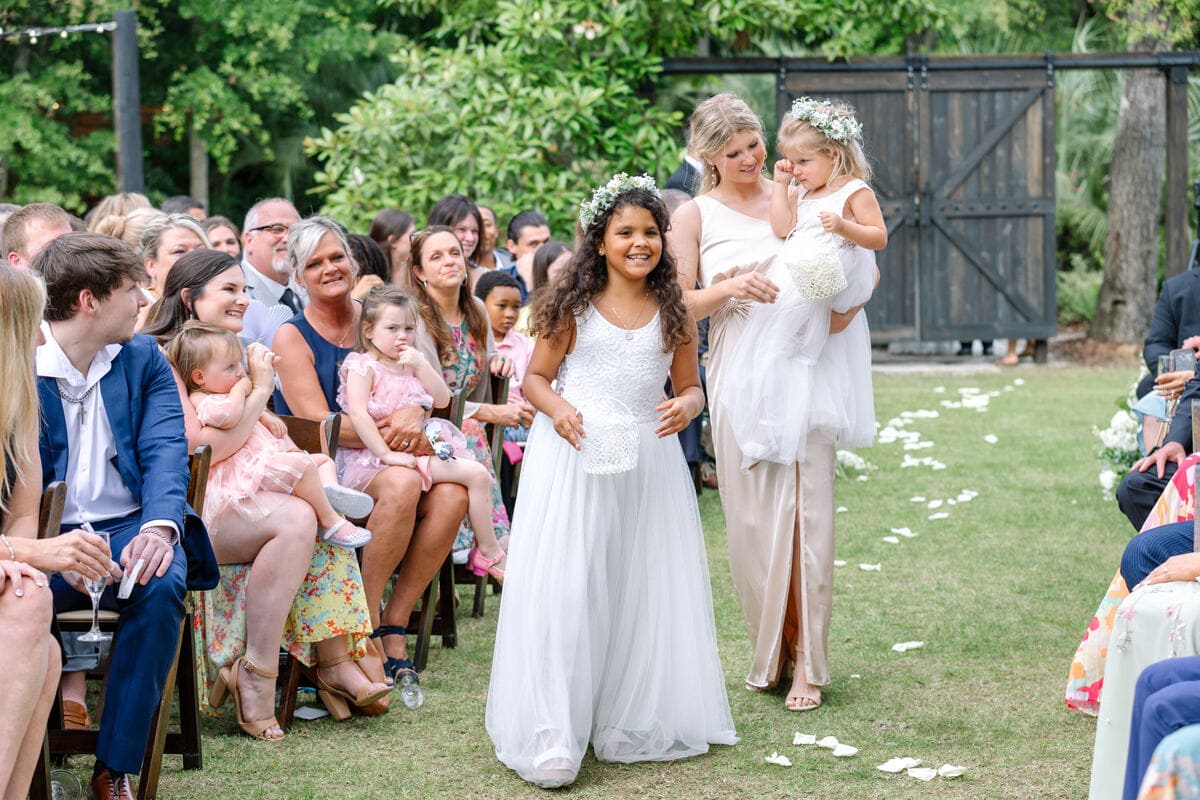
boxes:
[1141,552,1200,587]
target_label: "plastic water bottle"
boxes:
[400,673,424,709]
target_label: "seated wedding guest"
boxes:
[348,233,390,300]
[0,202,20,226]
[92,208,165,254]
[475,271,532,414]
[143,248,388,725]
[476,204,512,271]
[1120,655,1200,799]
[138,213,208,329]
[0,266,86,800]
[34,233,218,800]
[272,217,469,688]
[241,197,304,316]
[401,226,528,561]
[368,208,414,280]
[201,215,243,260]
[1137,269,1200,399]
[161,195,205,219]
[428,194,488,290]
[3,202,72,269]
[517,240,571,335]
[1117,368,1200,531]
[502,210,552,302]
[83,193,151,231]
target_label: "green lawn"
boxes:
[97,365,1136,798]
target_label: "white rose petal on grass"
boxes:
[928,512,950,520]
[938,764,966,778]
[832,744,859,758]
[882,536,900,544]
[910,496,925,503]
[859,563,882,571]
[764,752,792,767]
[837,506,848,513]
[983,434,998,444]
[1004,385,1014,392]
[834,560,847,567]
[891,641,925,653]
[856,475,869,482]
[878,757,923,773]
[927,499,943,509]
[816,736,839,749]
[793,732,817,745]
[1013,378,1025,385]
[907,767,938,781]
[933,386,945,393]
[946,498,957,505]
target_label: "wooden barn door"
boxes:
[917,67,1057,342]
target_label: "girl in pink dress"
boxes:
[165,321,373,548]
[337,287,507,583]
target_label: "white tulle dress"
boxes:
[486,306,738,788]
[722,178,878,470]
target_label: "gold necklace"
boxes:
[608,292,651,341]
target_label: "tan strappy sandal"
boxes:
[314,652,392,721]
[209,656,283,740]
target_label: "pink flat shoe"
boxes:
[467,546,505,585]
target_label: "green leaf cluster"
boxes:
[308,0,948,233]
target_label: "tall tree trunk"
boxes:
[188,119,209,211]
[1090,2,1171,342]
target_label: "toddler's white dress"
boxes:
[486,306,738,788]
[722,178,877,469]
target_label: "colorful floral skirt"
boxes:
[1066,455,1200,714]
[191,541,372,714]
[1139,725,1200,800]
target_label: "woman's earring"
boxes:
[423,279,429,289]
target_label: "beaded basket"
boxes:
[576,396,638,475]
[782,231,846,302]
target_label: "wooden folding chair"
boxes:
[40,446,211,800]
[29,482,66,800]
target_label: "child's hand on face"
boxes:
[551,402,586,450]
[382,450,417,468]
[394,346,423,370]
[818,211,845,235]
[773,159,795,185]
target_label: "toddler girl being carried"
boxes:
[166,321,374,547]
[725,96,887,471]
[337,287,507,584]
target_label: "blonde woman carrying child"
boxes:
[337,287,507,584]
[166,322,375,550]
[725,97,886,470]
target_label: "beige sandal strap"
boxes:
[318,652,354,669]
[242,657,279,679]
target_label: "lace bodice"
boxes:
[793,178,869,239]
[557,306,671,425]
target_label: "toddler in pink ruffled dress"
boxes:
[166,321,373,548]
[337,288,507,583]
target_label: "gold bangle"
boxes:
[0,533,15,561]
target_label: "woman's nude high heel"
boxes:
[314,652,392,721]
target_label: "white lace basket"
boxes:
[782,230,846,302]
[575,396,638,475]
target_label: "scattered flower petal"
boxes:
[927,499,943,509]
[850,673,861,678]
[933,386,945,393]
[938,764,966,778]
[910,496,925,503]
[816,736,839,749]
[892,641,925,653]
[983,434,998,444]
[837,506,848,513]
[907,767,938,781]
[859,563,882,571]
[793,732,817,745]
[765,752,792,767]
[878,757,923,773]
[834,559,847,567]
[832,743,859,757]
[928,512,949,520]
[856,475,869,482]
[882,536,900,544]
[1013,378,1025,385]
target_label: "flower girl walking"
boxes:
[165,321,374,547]
[486,174,737,788]
[725,96,887,471]
[337,286,508,584]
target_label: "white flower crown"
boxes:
[788,97,863,144]
[578,172,660,232]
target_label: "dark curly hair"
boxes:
[530,189,690,353]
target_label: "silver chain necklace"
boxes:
[57,382,97,426]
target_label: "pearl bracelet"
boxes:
[0,533,15,561]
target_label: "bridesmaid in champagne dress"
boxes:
[668,93,871,711]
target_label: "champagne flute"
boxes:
[77,526,111,644]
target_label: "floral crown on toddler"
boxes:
[788,97,863,144]
[578,172,660,232]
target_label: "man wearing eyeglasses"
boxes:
[241,198,305,315]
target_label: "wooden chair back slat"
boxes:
[37,482,66,540]
[188,445,212,518]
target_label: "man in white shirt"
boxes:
[34,233,217,800]
[241,197,304,313]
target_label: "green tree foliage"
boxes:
[307,0,947,233]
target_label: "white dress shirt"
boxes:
[37,323,178,540]
[241,259,306,310]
